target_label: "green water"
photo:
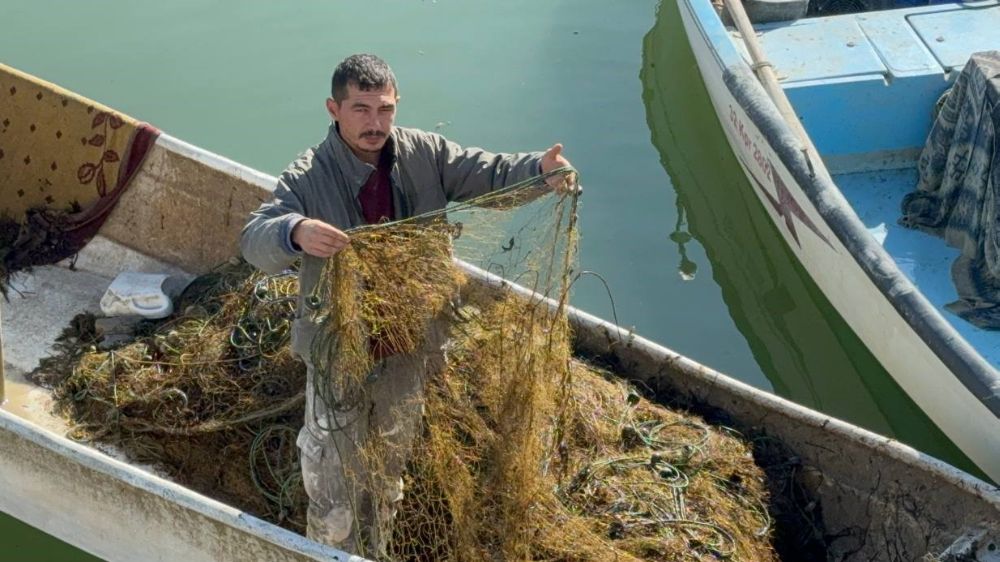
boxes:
[0,0,974,558]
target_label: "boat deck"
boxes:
[835,167,1000,370]
[1,264,109,434]
[748,0,1000,171]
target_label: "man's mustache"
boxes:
[361,131,386,139]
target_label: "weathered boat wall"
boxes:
[0,408,362,562]
[87,134,272,277]
[466,253,1000,559]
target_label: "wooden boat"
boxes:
[1,64,998,561]
[674,0,1000,482]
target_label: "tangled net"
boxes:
[305,170,777,561]
[47,169,778,560]
[48,262,309,529]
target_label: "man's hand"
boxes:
[292,219,350,258]
[540,143,581,195]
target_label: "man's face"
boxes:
[327,83,397,160]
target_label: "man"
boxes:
[240,53,574,554]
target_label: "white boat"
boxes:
[675,0,1000,482]
[1,63,998,561]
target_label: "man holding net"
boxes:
[240,53,575,555]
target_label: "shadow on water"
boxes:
[639,0,981,477]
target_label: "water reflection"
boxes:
[640,0,977,475]
[669,200,698,281]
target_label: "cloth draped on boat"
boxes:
[0,63,159,267]
[900,51,1000,329]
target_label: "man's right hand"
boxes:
[291,219,350,258]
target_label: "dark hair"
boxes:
[331,54,398,102]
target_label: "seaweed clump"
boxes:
[0,207,76,298]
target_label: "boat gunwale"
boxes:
[0,406,364,561]
[679,0,1000,419]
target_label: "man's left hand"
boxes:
[541,143,581,195]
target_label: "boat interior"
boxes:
[2,237,193,432]
[732,0,1000,367]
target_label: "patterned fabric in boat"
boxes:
[0,63,159,265]
[901,51,1000,329]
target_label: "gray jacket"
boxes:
[241,124,544,362]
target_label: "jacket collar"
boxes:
[324,123,398,198]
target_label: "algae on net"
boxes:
[47,171,781,560]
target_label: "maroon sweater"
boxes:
[358,157,394,225]
[360,155,396,360]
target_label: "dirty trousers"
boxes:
[297,321,447,557]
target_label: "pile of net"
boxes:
[42,261,309,528]
[47,170,778,561]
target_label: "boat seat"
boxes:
[739,1,1000,171]
[741,0,810,24]
[908,6,1000,70]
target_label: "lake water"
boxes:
[0,0,972,558]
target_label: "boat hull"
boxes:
[0,76,997,561]
[0,407,360,562]
[675,0,1000,483]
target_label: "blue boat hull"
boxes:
[675,0,1000,482]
